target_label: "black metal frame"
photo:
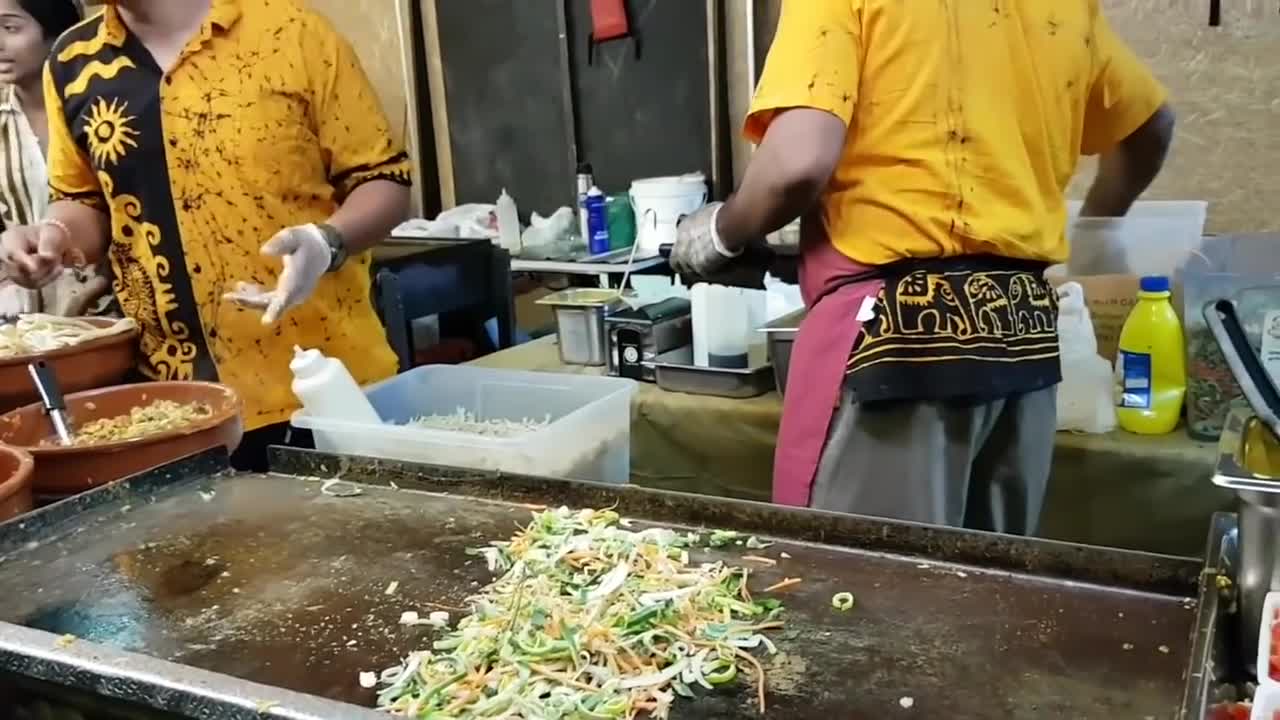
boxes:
[371,239,515,371]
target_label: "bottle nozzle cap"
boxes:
[1139,275,1170,293]
[290,346,324,377]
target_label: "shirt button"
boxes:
[168,137,178,147]
[164,76,173,85]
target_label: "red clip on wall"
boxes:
[590,0,630,42]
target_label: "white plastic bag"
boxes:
[764,273,803,322]
[391,204,496,240]
[520,207,575,252]
[1056,282,1117,433]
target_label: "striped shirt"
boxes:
[0,85,113,318]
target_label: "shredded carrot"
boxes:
[733,645,768,713]
[762,577,802,593]
[741,555,777,566]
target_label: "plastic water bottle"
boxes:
[576,162,594,242]
[1115,276,1186,434]
[290,346,381,423]
[585,186,611,255]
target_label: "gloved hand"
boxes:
[670,202,740,277]
[0,221,84,288]
[223,224,331,325]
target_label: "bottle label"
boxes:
[1261,311,1280,387]
[1116,350,1152,409]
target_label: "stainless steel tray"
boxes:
[649,345,775,398]
[760,308,805,397]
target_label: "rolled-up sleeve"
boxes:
[745,0,863,143]
[304,14,412,199]
[44,63,105,212]
[1080,9,1168,156]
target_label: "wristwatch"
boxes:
[316,223,349,273]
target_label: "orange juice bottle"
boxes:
[1115,276,1186,434]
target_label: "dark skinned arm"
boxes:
[1080,103,1176,217]
[326,180,411,254]
[716,108,849,252]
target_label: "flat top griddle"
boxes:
[0,450,1205,719]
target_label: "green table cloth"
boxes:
[473,337,1233,556]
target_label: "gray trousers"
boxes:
[809,385,1057,534]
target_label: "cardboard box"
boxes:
[1048,273,1185,364]
[1049,274,1137,363]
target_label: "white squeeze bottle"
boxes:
[290,346,381,423]
[495,188,522,253]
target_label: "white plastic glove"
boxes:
[223,223,331,325]
[671,202,740,277]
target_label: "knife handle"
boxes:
[27,360,65,413]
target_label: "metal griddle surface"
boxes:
[0,470,1196,719]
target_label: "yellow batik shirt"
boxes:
[45,0,408,430]
[746,0,1168,403]
[747,0,1168,266]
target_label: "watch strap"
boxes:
[316,223,348,273]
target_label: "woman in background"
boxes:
[0,0,111,319]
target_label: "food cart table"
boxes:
[510,254,668,288]
[472,336,1234,557]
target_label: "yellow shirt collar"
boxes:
[96,0,243,47]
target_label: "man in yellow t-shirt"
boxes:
[0,0,409,470]
[672,1,1174,533]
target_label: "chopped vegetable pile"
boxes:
[372,508,784,718]
[407,409,551,438]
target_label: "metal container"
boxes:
[1213,408,1280,675]
[649,345,774,399]
[538,289,630,366]
[605,298,692,381]
[760,308,805,397]
[1206,296,1280,675]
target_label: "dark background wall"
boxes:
[434,0,726,216]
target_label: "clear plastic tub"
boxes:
[291,366,637,484]
[1254,683,1280,720]
[1184,235,1280,440]
[1063,200,1208,278]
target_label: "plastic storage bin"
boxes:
[1184,235,1280,440]
[1063,200,1207,278]
[292,366,637,484]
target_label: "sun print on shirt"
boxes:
[84,97,140,166]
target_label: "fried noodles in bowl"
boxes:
[46,400,215,447]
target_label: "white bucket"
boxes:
[630,173,708,258]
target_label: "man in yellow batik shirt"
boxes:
[0,0,410,470]
[672,1,1174,533]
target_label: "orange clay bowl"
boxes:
[0,317,140,413]
[0,381,243,498]
[0,443,34,522]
